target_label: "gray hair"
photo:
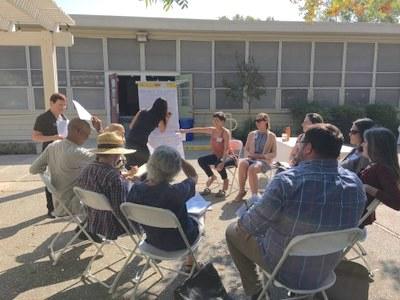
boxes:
[147,145,182,184]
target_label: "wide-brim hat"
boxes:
[91,132,136,155]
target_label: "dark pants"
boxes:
[197,154,236,180]
[126,144,150,168]
[45,187,54,213]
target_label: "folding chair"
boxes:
[345,198,381,277]
[226,139,243,195]
[120,202,202,300]
[258,228,364,300]
[73,187,139,294]
[39,173,101,266]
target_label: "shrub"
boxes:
[365,104,399,137]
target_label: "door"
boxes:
[176,74,193,118]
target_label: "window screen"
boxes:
[313,89,339,106]
[313,73,342,87]
[215,72,240,88]
[107,38,140,70]
[281,73,310,87]
[0,46,26,69]
[281,42,311,71]
[72,88,105,109]
[181,41,212,72]
[314,43,343,72]
[193,89,210,109]
[250,89,276,109]
[344,89,370,106]
[215,41,245,71]
[376,73,400,87]
[375,89,400,107]
[0,88,28,109]
[70,71,104,87]
[281,89,308,109]
[0,70,28,86]
[29,47,66,70]
[145,40,176,71]
[69,38,104,70]
[345,73,372,87]
[249,42,278,71]
[31,70,67,87]
[216,89,242,109]
[377,44,400,72]
[346,43,374,72]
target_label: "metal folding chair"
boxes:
[345,198,381,277]
[226,139,243,195]
[120,202,202,300]
[73,187,140,294]
[39,173,101,266]
[258,228,364,300]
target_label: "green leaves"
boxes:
[143,0,188,10]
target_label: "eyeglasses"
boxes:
[349,129,359,135]
[256,119,266,123]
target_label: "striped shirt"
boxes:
[240,159,366,290]
[77,161,128,240]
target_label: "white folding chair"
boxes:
[40,173,101,266]
[258,228,364,300]
[226,139,243,195]
[345,198,381,277]
[120,202,202,300]
[73,187,139,294]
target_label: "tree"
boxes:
[144,0,188,10]
[290,0,400,23]
[223,57,266,130]
[218,15,275,21]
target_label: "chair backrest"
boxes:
[73,187,112,212]
[120,202,179,229]
[286,228,364,257]
[358,198,380,226]
[229,139,243,156]
[39,173,56,194]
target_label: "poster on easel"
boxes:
[137,81,185,158]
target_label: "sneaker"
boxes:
[47,211,56,219]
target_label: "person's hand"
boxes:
[122,166,139,181]
[364,184,378,197]
[91,116,103,133]
[53,134,64,141]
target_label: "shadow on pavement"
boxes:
[220,201,242,221]
[0,187,44,204]
[379,259,400,292]
[0,214,46,240]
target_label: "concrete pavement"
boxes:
[0,152,399,300]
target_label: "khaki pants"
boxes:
[225,222,269,296]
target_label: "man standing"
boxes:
[32,93,68,217]
[226,124,366,299]
[30,118,96,217]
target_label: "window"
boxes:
[108,38,140,70]
[345,89,370,106]
[69,38,104,70]
[345,43,374,87]
[145,40,176,71]
[72,88,105,109]
[250,89,276,109]
[0,88,28,109]
[193,89,210,109]
[249,42,278,88]
[281,89,308,109]
[281,42,311,87]
[216,89,242,109]
[313,89,339,106]
[313,43,343,87]
[376,44,400,88]
[375,89,400,107]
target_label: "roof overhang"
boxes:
[0,0,75,32]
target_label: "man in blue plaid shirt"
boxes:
[226,123,366,299]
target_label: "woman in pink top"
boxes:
[180,112,235,197]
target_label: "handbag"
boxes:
[174,262,230,300]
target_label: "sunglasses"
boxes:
[349,129,359,135]
[256,119,266,123]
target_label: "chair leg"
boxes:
[130,258,151,300]
[82,241,106,278]
[228,168,238,195]
[321,290,329,300]
[109,245,139,294]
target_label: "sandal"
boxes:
[233,190,247,202]
[215,190,226,198]
[200,188,211,196]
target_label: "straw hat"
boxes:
[91,132,136,155]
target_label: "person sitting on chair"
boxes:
[341,118,375,174]
[30,118,97,217]
[359,127,400,227]
[127,145,201,271]
[234,113,277,202]
[226,124,366,299]
[180,111,236,198]
[77,132,136,240]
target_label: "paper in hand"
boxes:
[72,100,92,121]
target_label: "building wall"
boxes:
[0,26,400,140]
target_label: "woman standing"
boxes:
[126,97,171,168]
[341,118,375,174]
[180,112,235,197]
[360,127,400,226]
[234,113,277,202]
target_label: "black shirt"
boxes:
[33,110,66,151]
[126,110,160,148]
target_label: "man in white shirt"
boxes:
[30,118,96,217]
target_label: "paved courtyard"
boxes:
[0,151,399,299]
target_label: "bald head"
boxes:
[67,118,91,145]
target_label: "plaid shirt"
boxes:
[77,161,128,240]
[240,159,366,290]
